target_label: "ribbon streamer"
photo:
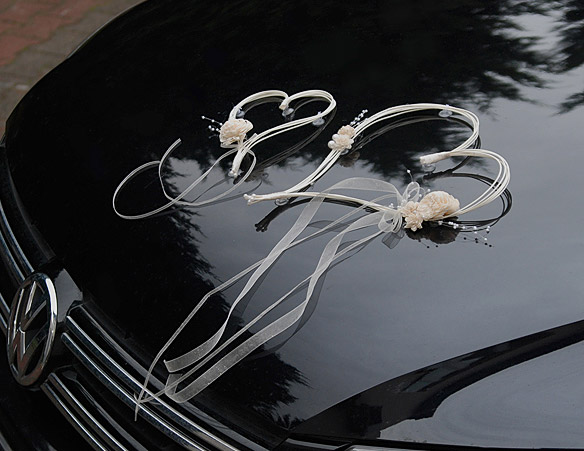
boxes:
[135,177,414,415]
[132,103,511,419]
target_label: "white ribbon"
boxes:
[135,169,510,413]
[131,103,511,418]
[135,177,409,414]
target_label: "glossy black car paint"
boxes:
[3,0,584,449]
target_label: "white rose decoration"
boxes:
[419,191,459,219]
[338,125,356,137]
[399,191,459,231]
[219,118,253,146]
[400,201,424,231]
[327,125,356,152]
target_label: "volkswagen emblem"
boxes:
[7,273,58,386]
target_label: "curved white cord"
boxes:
[246,103,480,203]
[112,139,258,220]
[420,148,510,217]
[244,102,509,227]
[113,89,336,220]
[245,147,509,224]
[227,90,336,177]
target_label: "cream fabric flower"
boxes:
[338,125,356,138]
[399,191,459,231]
[419,191,459,219]
[400,201,424,231]
[328,125,356,152]
[219,119,253,146]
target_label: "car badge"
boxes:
[7,273,57,385]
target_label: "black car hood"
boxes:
[5,0,584,448]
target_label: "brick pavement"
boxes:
[0,0,143,135]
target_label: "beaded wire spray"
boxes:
[133,103,511,416]
[112,90,336,220]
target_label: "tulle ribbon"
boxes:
[130,103,511,418]
[134,177,421,415]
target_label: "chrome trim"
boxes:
[0,171,34,335]
[0,429,13,451]
[7,273,58,385]
[42,375,113,451]
[64,315,242,451]
[0,290,8,335]
[62,330,214,451]
[66,312,252,449]
[0,195,33,282]
[0,426,13,451]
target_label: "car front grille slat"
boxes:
[63,312,246,451]
[0,171,33,335]
[0,290,8,335]
[61,331,209,451]
[0,154,251,449]
[42,374,122,451]
[0,194,32,284]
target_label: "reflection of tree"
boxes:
[187,1,548,110]
[213,347,307,427]
[363,1,548,109]
[343,115,481,182]
[553,0,584,112]
[66,0,550,183]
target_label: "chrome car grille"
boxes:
[0,194,33,280]
[0,288,8,335]
[0,191,33,334]
[0,177,244,450]
[60,308,240,451]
